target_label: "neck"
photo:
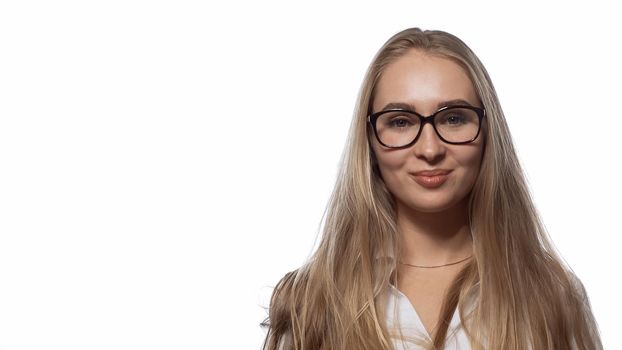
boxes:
[396,197,473,267]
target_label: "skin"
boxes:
[370,49,486,338]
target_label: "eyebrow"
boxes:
[379,99,476,113]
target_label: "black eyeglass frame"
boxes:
[367,105,486,149]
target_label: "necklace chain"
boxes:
[398,255,473,268]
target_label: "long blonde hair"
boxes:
[261,27,603,350]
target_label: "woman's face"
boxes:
[370,49,485,213]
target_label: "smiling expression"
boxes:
[370,49,485,213]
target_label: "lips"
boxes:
[412,169,452,176]
[410,169,452,188]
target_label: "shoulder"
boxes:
[272,268,310,299]
[267,269,301,312]
[262,270,302,350]
[567,271,589,303]
[565,271,604,349]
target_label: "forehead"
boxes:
[373,49,479,113]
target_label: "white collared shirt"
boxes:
[381,270,595,350]
[383,283,476,350]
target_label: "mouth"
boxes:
[410,170,452,188]
[412,169,452,176]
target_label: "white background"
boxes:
[0,1,620,349]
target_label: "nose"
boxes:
[412,123,446,163]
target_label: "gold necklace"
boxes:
[398,255,473,268]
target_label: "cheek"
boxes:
[454,146,484,184]
[377,153,406,170]
[371,140,402,171]
[372,148,410,187]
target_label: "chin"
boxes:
[411,204,456,213]
[399,195,465,214]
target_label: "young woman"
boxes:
[261,27,603,350]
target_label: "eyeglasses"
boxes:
[367,105,486,148]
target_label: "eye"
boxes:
[445,114,467,125]
[437,108,477,127]
[388,117,413,128]
[377,111,419,129]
